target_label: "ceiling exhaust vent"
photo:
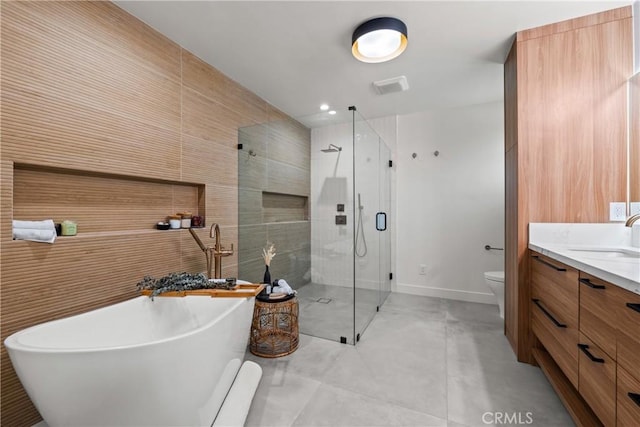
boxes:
[372,75,409,95]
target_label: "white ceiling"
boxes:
[116,1,631,123]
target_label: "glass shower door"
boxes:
[353,110,391,341]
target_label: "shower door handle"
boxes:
[376,212,387,231]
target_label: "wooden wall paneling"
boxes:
[266,160,311,197]
[504,6,633,369]
[181,50,268,124]
[181,135,238,187]
[262,192,309,223]
[205,184,238,227]
[268,117,311,169]
[592,19,632,215]
[1,231,183,426]
[519,17,630,224]
[1,161,13,241]
[182,87,243,144]
[13,166,201,233]
[517,6,631,42]
[1,2,183,180]
[504,39,518,153]
[239,188,263,226]
[630,72,640,202]
[1,2,304,424]
[504,40,517,347]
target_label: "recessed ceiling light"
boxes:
[320,104,329,111]
[328,110,337,115]
[352,17,408,63]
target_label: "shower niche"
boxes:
[238,107,392,345]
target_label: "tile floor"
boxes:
[296,282,384,343]
[245,293,574,427]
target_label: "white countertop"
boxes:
[529,223,640,295]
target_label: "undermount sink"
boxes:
[567,247,640,259]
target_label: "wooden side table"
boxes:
[250,296,299,358]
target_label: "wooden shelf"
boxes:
[12,162,206,234]
[9,227,204,243]
[140,283,265,298]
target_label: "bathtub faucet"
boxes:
[188,224,234,279]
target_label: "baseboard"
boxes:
[395,282,496,305]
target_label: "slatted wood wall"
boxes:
[0,2,306,425]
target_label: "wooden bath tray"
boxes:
[140,283,265,298]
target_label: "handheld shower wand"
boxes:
[355,193,367,257]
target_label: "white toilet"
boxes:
[484,271,505,318]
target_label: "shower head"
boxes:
[321,144,342,153]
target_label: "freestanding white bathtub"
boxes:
[4,289,261,427]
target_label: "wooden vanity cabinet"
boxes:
[579,272,618,359]
[616,288,640,426]
[617,365,640,426]
[577,332,616,427]
[530,253,580,387]
[615,288,640,378]
[529,250,640,426]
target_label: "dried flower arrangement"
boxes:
[137,272,235,299]
[262,243,276,266]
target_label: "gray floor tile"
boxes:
[445,299,501,326]
[245,370,321,427]
[292,383,447,427]
[447,373,573,427]
[323,312,448,418]
[246,293,573,427]
[246,334,348,382]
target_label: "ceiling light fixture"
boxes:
[320,104,329,111]
[352,17,408,63]
[328,110,337,115]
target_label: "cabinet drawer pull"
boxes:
[629,393,640,408]
[579,278,605,289]
[577,344,605,363]
[532,299,567,328]
[627,303,640,314]
[532,255,566,271]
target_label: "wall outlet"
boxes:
[609,202,627,221]
[630,202,640,216]
[419,264,426,275]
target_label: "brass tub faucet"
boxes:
[189,224,234,279]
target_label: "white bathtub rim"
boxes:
[4,294,254,354]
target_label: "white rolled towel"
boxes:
[272,279,295,295]
[12,219,56,243]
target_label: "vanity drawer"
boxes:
[530,252,580,387]
[577,333,616,427]
[579,272,618,360]
[617,365,640,427]
[616,288,640,375]
[530,252,579,329]
[532,303,579,388]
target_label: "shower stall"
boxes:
[238,107,392,344]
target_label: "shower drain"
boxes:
[316,298,332,304]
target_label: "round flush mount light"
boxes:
[352,17,408,63]
[320,104,330,111]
